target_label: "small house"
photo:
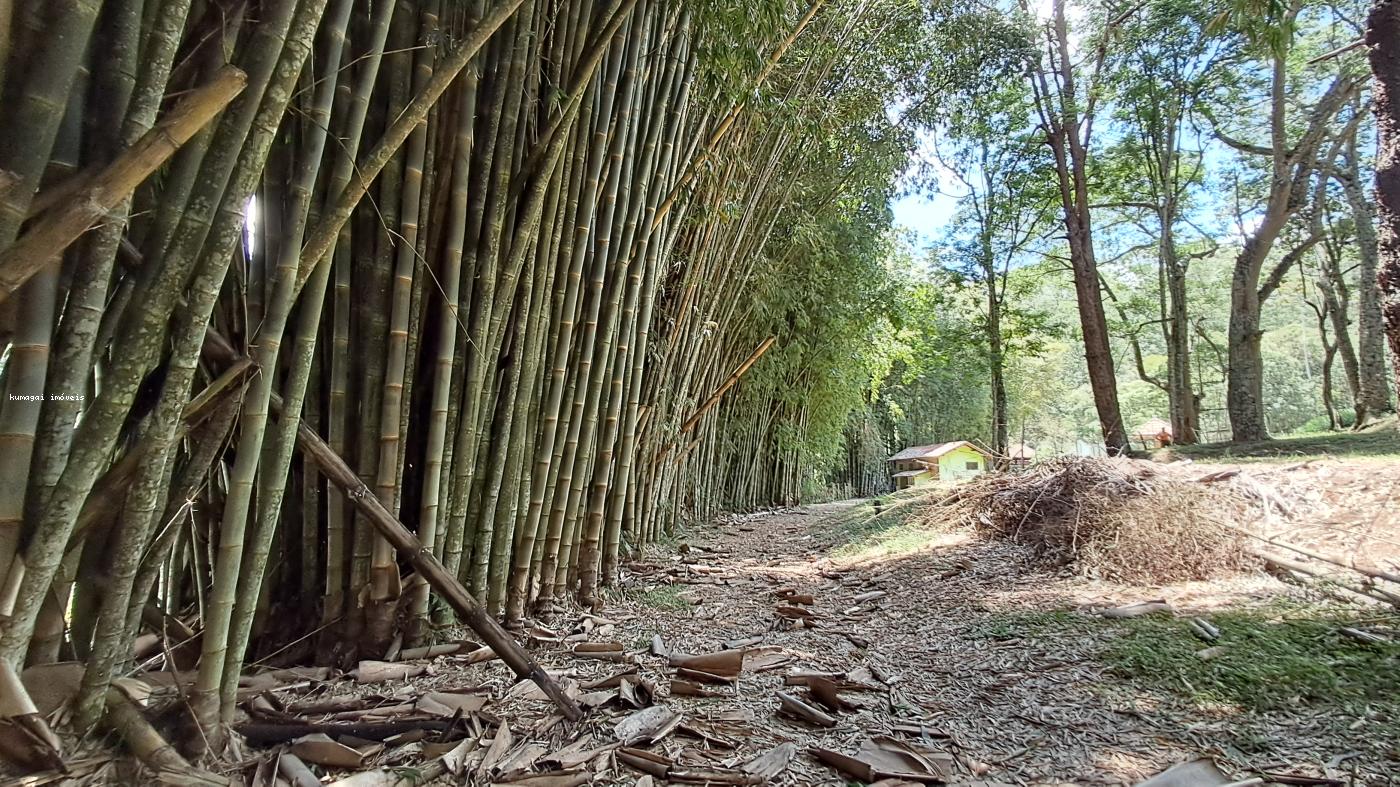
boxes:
[1008,442,1035,469]
[887,441,992,489]
[1132,418,1173,449]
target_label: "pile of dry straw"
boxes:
[913,457,1256,583]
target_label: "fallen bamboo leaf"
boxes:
[743,648,795,672]
[783,670,844,686]
[495,741,548,779]
[785,670,881,692]
[670,765,762,784]
[508,675,579,701]
[775,691,837,727]
[243,667,331,688]
[724,635,765,649]
[851,591,887,604]
[289,734,364,769]
[846,666,885,689]
[327,770,399,787]
[775,605,816,620]
[677,720,737,749]
[540,736,615,769]
[841,631,872,648]
[1097,600,1172,619]
[576,689,620,708]
[18,662,82,717]
[527,627,561,644]
[614,705,683,745]
[676,667,737,685]
[868,663,900,686]
[0,661,62,771]
[439,736,478,776]
[740,742,796,780]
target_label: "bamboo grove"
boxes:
[0,0,930,744]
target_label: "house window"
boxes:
[966,461,979,470]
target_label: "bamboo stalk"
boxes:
[0,66,248,301]
[287,405,583,721]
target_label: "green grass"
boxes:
[619,584,693,612]
[1171,422,1400,464]
[1101,604,1400,715]
[820,489,957,560]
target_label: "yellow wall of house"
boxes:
[937,445,987,482]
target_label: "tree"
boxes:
[1100,0,1222,443]
[1023,0,1129,453]
[1207,0,1361,440]
[1371,0,1400,400]
[938,86,1055,462]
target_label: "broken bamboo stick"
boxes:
[104,684,227,784]
[289,414,582,721]
[0,65,248,303]
[1255,550,1400,607]
[679,336,777,435]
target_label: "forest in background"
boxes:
[0,0,1396,756]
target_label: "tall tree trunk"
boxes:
[1032,0,1127,454]
[1373,0,1400,402]
[1342,134,1395,420]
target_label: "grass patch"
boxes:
[821,489,957,560]
[1101,604,1400,715]
[1171,424,1400,464]
[619,584,692,612]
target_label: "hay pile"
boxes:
[917,457,1254,583]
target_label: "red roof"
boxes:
[888,440,989,462]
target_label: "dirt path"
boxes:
[601,499,1397,785]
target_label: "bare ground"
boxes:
[57,457,1395,785]
[594,468,1399,786]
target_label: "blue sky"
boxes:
[891,190,958,250]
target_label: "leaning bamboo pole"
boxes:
[0,65,248,300]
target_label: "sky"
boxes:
[888,125,964,250]
[891,190,958,250]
